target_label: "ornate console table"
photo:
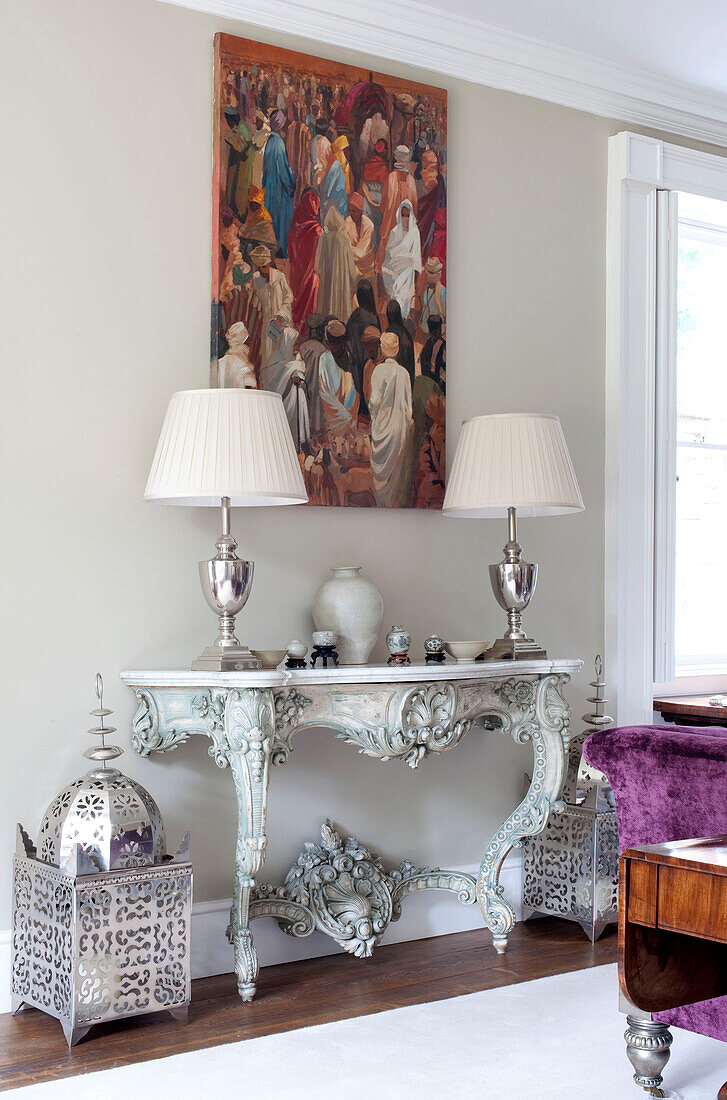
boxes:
[121,660,581,1002]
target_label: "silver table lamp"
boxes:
[442,413,584,660]
[145,388,308,670]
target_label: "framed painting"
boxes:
[211,33,447,508]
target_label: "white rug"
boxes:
[9,964,727,1099]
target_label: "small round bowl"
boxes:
[250,649,287,669]
[444,641,488,663]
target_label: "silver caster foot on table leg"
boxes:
[625,1016,679,1098]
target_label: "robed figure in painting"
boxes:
[287,101,311,203]
[368,332,413,508]
[287,188,323,334]
[239,185,276,250]
[416,149,446,261]
[310,117,333,189]
[250,245,293,368]
[317,320,359,437]
[223,106,253,220]
[419,256,446,337]
[250,111,271,189]
[419,314,446,390]
[381,200,422,321]
[346,277,379,412]
[428,207,447,284]
[217,321,257,389]
[315,207,357,324]
[343,192,376,285]
[378,145,418,256]
[413,391,445,508]
[261,326,310,449]
[262,111,296,256]
[321,135,352,220]
[384,298,415,386]
[412,315,445,488]
[361,138,388,252]
[300,315,328,439]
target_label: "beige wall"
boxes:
[1,0,691,930]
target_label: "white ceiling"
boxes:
[161,0,727,145]
[443,0,727,95]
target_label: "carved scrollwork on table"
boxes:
[271,689,312,766]
[352,681,474,768]
[275,680,477,769]
[389,862,478,918]
[131,687,228,763]
[190,690,228,766]
[131,691,188,757]
[253,820,476,957]
[249,884,315,938]
[284,820,393,957]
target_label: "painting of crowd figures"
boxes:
[211,34,447,508]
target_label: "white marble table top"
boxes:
[121,658,582,690]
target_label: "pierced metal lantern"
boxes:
[11,676,192,1046]
[522,656,618,941]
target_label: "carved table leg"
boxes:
[624,1016,673,1096]
[476,675,570,952]
[223,688,274,1002]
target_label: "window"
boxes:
[606,134,727,722]
[655,192,727,686]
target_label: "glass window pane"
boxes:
[677,234,727,445]
[674,442,727,666]
[675,200,727,670]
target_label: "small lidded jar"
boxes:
[386,625,411,661]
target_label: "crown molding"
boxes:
[160,0,727,147]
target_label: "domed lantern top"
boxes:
[37,675,165,871]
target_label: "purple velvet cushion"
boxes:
[583,723,727,1042]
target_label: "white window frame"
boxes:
[606,132,727,722]
[652,189,678,686]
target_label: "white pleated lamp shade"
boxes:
[144,389,308,506]
[442,413,584,519]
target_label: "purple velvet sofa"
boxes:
[584,723,727,1049]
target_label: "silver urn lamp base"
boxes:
[483,507,547,661]
[192,496,262,671]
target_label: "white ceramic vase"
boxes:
[312,566,384,665]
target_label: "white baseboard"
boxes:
[0,852,521,1015]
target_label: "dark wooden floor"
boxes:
[0,917,616,1092]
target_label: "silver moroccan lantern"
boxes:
[522,655,618,941]
[11,675,192,1046]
